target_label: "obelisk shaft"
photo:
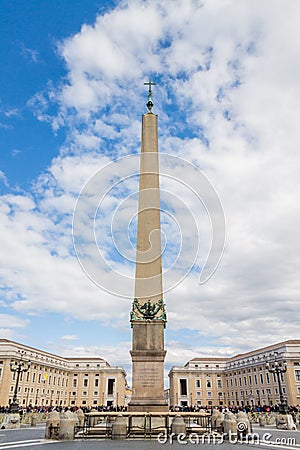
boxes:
[128,110,167,412]
[134,113,162,303]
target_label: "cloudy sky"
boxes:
[1,0,300,384]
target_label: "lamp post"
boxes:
[266,354,287,414]
[9,351,31,413]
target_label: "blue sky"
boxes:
[1,0,300,384]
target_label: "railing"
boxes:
[75,411,211,439]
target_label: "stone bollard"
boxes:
[259,415,266,427]
[171,416,186,436]
[276,414,296,430]
[111,415,127,440]
[31,414,38,427]
[75,408,85,428]
[223,412,237,439]
[236,411,251,436]
[211,408,220,430]
[215,411,225,432]
[1,413,20,429]
[58,411,76,441]
[45,410,60,439]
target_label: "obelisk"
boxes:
[128,81,168,412]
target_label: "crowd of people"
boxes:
[170,404,300,414]
[1,403,300,415]
[0,404,128,415]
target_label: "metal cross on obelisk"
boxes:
[144,80,156,113]
[128,81,168,412]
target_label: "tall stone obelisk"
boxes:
[128,81,168,412]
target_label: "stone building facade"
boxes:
[169,340,300,408]
[0,339,127,408]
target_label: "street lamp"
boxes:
[266,353,287,414]
[9,351,31,413]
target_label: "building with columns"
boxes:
[169,340,300,408]
[0,339,127,408]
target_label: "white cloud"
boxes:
[0,314,29,328]
[61,334,79,341]
[0,171,8,187]
[21,44,39,63]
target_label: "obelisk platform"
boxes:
[128,82,168,412]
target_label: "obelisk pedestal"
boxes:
[128,88,168,412]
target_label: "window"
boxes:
[207,392,212,397]
[206,380,211,388]
[260,373,264,384]
[280,373,284,382]
[73,379,77,388]
[38,373,41,383]
[82,391,87,396]
[196,379,201,388]
[196,391,201,397]
[107,378,115,395]
[244,377,247,386]
[94,391,98,396]
[297,387,300,394]
[266,373,270,384]
[83,379,88,388]
[293,362,299,366]
[254,375,258,385]
[95,379,99,388]
[249,375,252,385]
[179,379,187,396]
[217,380,222,389]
